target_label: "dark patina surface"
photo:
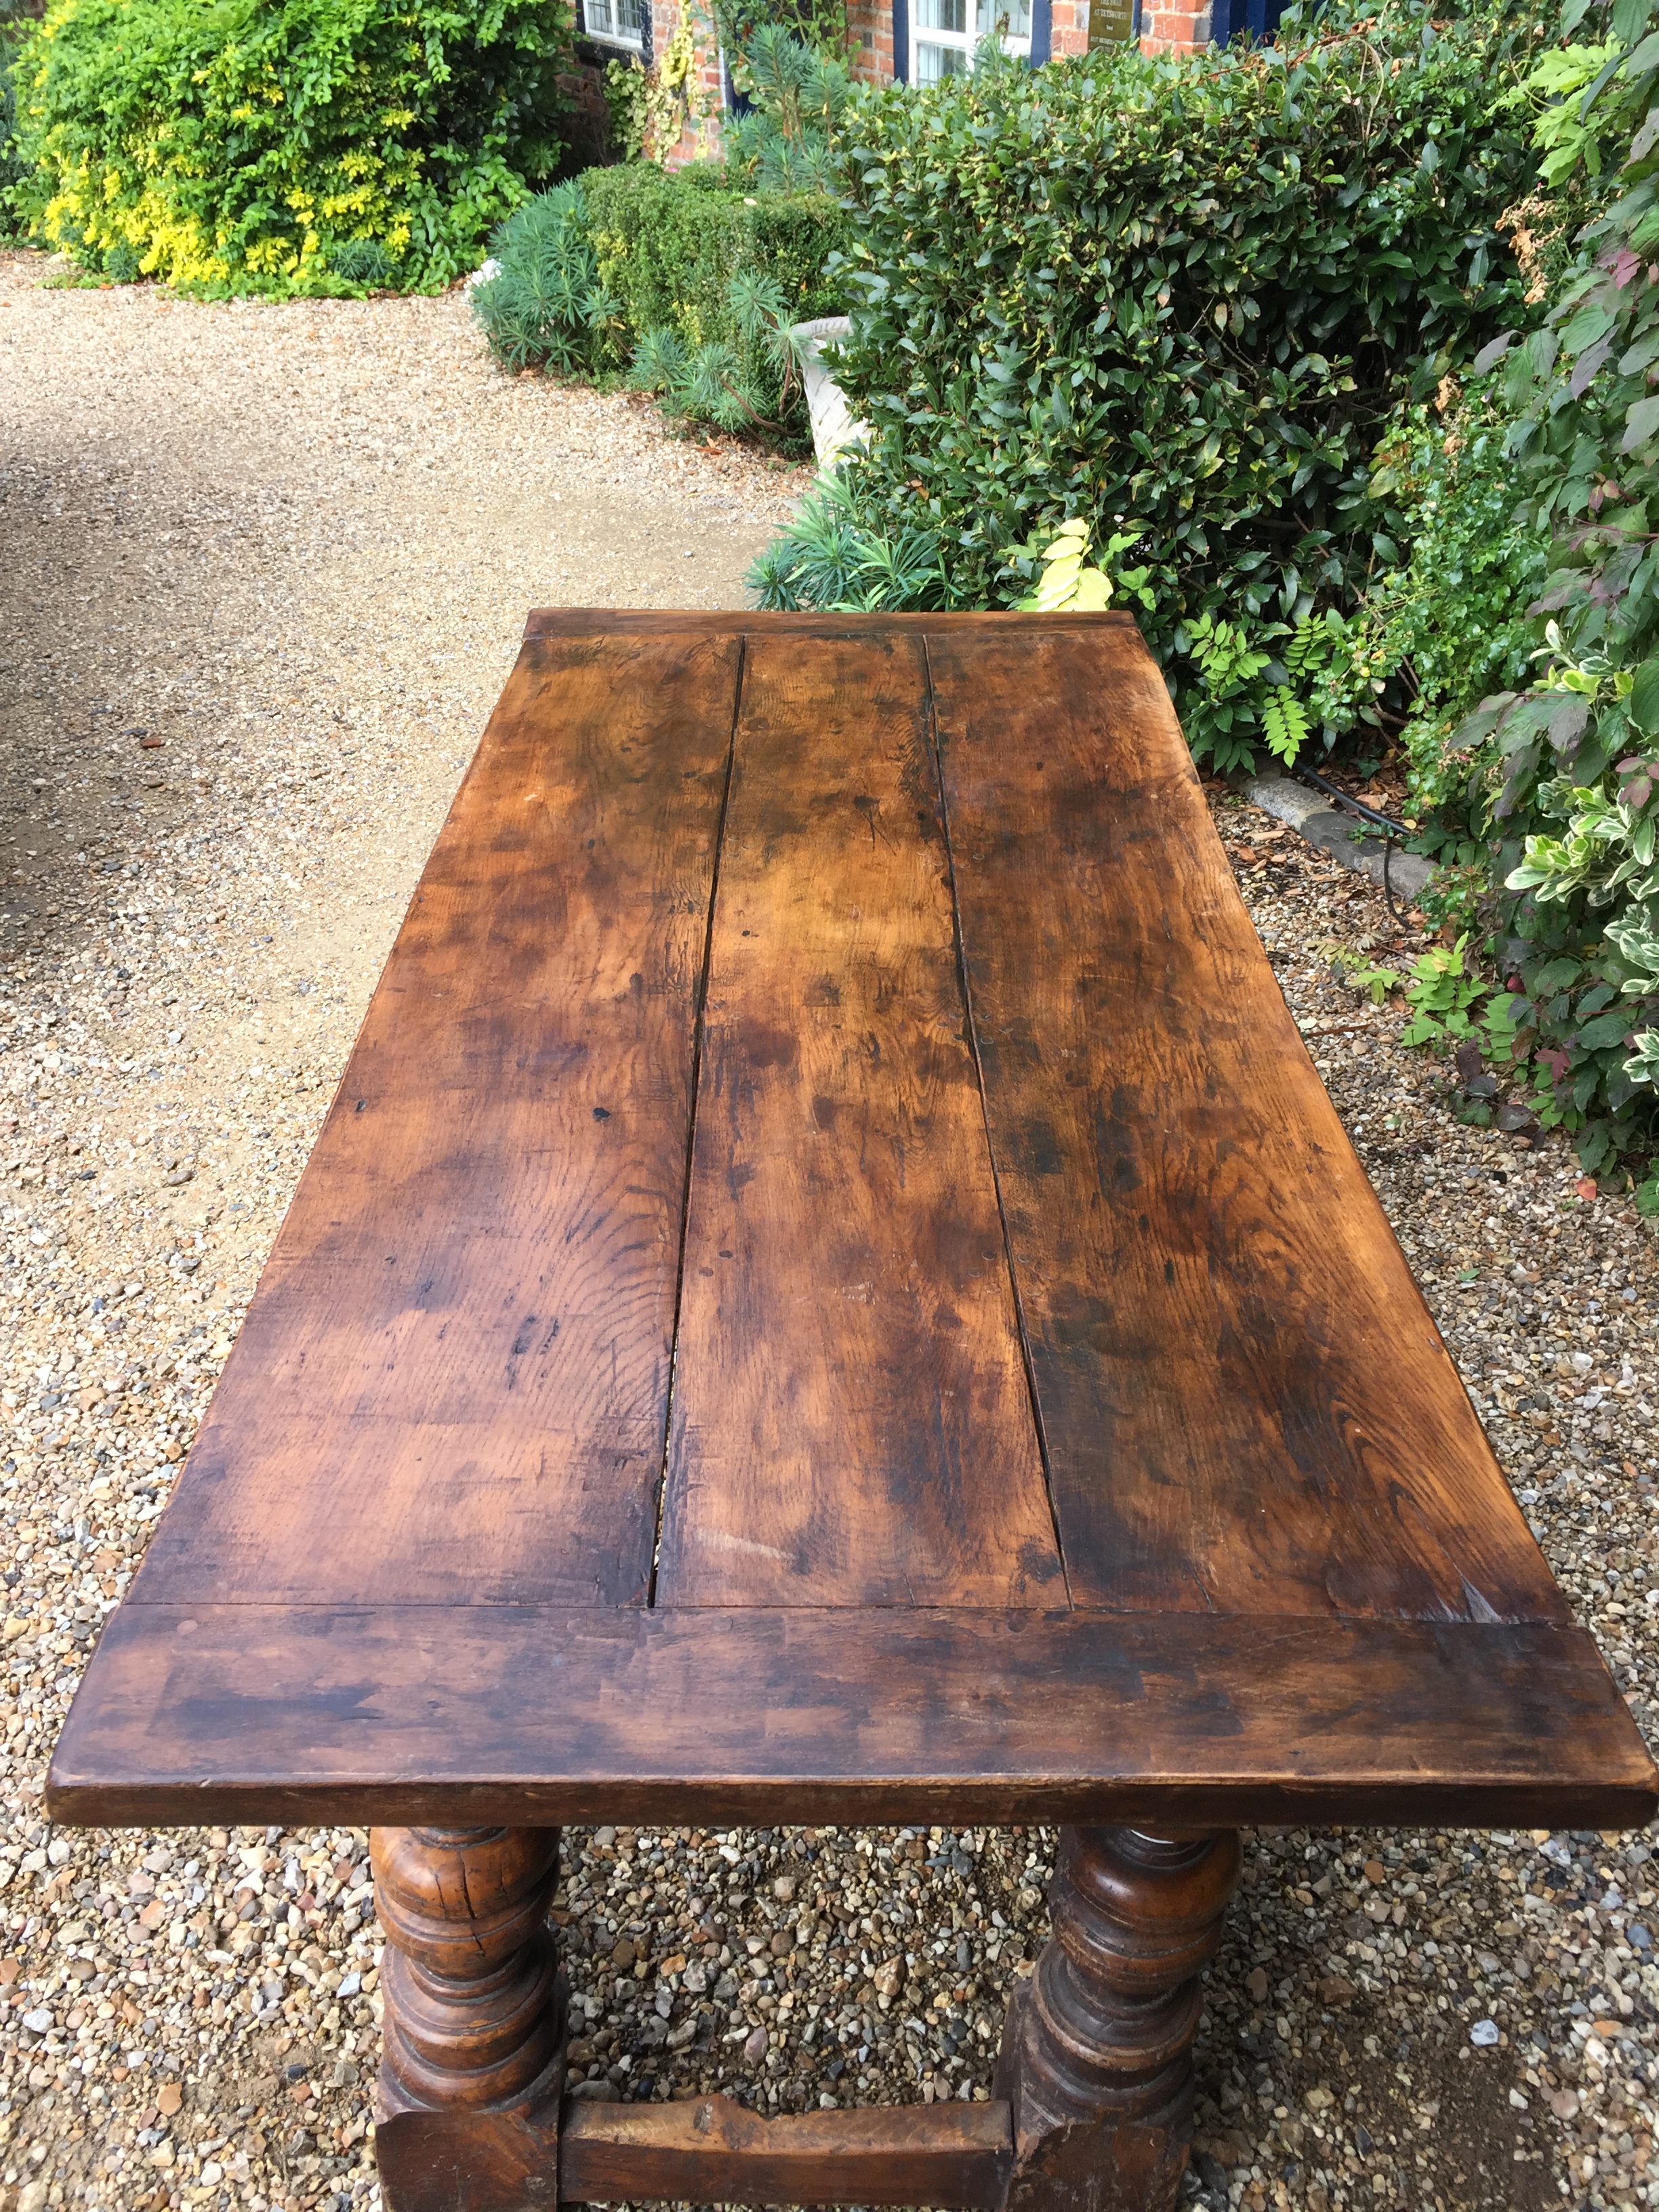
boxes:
[47,613,1656,2212]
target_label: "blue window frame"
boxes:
[1206,0,1288,39]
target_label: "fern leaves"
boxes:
[1261,691,1311,762]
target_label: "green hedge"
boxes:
[1373,0,1659,1187]
[0,27,23,241]
[470,163,846,442]
[11,0,574,295]
[581,160,846,354]
[813,0,1549,769]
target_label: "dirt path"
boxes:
[0,251,802,1098]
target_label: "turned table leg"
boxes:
[994,1826,1241,2212]
[371,1824,566,2212]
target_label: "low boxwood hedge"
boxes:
[580,160,846,352]
[471,160,847,440]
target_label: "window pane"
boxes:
[918,0,968,33]
[974,0,1031,32]
[584,0,642,42]
[915,37,971,77]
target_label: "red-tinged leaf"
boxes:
[1549,694,1593,753]
[1577,1176,1599,1200]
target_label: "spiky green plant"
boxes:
[627,262,808,441]
[724,25,848,194]
[748,470,949,611]
[472,183,622,377]
[330,238,394,287]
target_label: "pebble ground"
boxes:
[0,252,1656,2212]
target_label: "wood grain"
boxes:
[928,626,1567,1624]
[559,2091,1012,2207]
[655,630,1062,1609]
[46,1603,1656,1830]
[373,1825,564,2110]
[373,2101,559,2212]
[133,630,741,1612]
[43,615,1656,1854]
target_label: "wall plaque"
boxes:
[1087,0,1136,40]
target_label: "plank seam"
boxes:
[920,635,1073,1609]
[646,636,747,1610]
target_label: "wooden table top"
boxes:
[49,613,1658,1832]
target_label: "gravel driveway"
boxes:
[1,249,1656,2212]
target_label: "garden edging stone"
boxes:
[1243,769,1437,904]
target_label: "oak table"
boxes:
[48,612,1659,2212]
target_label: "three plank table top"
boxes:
[47,610,1658,1837]
[48,611,1659,2212]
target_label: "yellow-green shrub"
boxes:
[12,0,574,294]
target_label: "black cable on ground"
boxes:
[1294,764,1412,839]
[1292,766,1414,927]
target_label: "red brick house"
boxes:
[571,0,1211,165]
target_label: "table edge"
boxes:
[520,609,1141,638]
[47,1603,1658,1832]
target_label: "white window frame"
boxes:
[582,0,644,49]
[911,0,1030,83]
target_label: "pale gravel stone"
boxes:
[0,251,1656,2212]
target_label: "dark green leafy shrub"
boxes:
[1316,0,1659,1186]
[1445,0,1659,1187]
[1,2,27,239]
[1307,383,1549,838]
[470,182,623,374]
[11,0,574,295]
[102,236,139,281]
[815,0,1551,769]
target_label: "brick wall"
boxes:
[845,0,895,85]
[1139,0,1210,49]
[1048,0,1090,58]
